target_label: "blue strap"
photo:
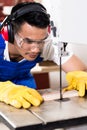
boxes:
[0,36,43,89]
[0,55,43,89]
[0,34,5,57]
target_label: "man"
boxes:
[0,2,86,109]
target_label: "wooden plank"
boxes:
[38,88,78,101]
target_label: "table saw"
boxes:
[0,89,87,130]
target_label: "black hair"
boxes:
[11,2,50,32]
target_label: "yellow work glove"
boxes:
[63,71,87,97]
[0,81,43,109]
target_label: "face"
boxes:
[14,22,49,61]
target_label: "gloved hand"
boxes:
[63,71,87,97]
[0,81,43,109]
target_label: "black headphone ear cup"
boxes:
[7,23,14,43]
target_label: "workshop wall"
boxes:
[42,0,87,89]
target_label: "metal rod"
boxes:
[57,42,70,102]
[59,53,63,100]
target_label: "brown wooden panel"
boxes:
[34,73,50,90]
[0,0,34,6]
[0,0,15,6]
[0,6,6,21]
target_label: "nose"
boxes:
[30,44,41,53]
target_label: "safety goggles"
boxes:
[15,33,50,51]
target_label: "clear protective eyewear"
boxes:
[15,33,50,51]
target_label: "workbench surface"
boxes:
[0,89,87,130]
[31,61,59,74]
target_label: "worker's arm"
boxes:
[62,54,87,73]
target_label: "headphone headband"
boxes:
[11,4,47,20]
[0,4,48,30]
[0,3,49,43]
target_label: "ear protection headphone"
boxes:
[0,3,49,43]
